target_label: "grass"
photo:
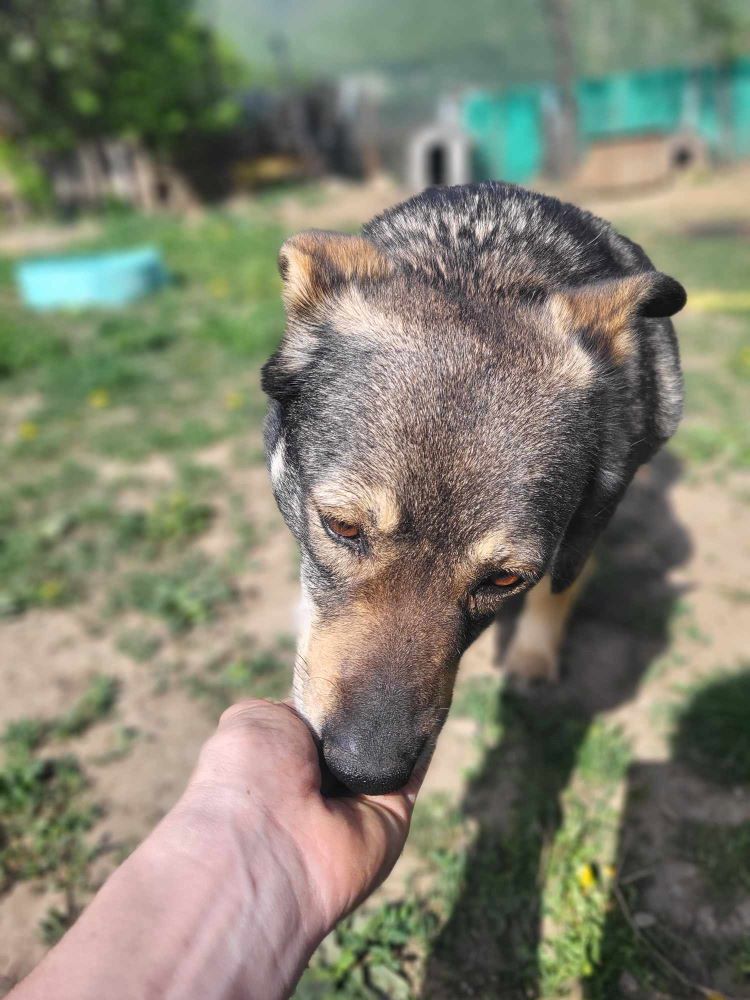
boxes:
[186,640,295,708]
[0,674,120,938]
[115,555,236,632]
[671,667,750,785]
[676,819,750,908]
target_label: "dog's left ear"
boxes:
[278,230,393,316]
[549,271,686,361]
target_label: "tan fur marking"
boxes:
[296,620,353,733]
[279,231,393,315]
[549,273,659,364]
[297,578,461,732]
[464,530,545,588]
[503,561,593,684]
[311,483,401,535]
[369,488,401,534]
[466,529,512,567]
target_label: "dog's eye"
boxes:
[489,572,521,588]
[325,517,360,541]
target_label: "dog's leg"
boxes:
[503,563,591,685]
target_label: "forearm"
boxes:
[12,790,325,1000]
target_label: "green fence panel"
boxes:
[461,60,750,185]
[731,58,750,156]
[462,89,543,183]
[577,68,686,138]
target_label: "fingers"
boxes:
[190,699,322,800]
[217,697,299,732]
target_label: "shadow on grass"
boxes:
[587,668,750,999]
[421,450,691,999]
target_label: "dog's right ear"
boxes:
[263,231,393,403]
[278,230,393,316]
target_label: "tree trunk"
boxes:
[541,0,578,179]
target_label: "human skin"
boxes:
[10,700,422,1000]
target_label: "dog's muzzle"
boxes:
[319,688,433,795]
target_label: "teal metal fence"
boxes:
[461,58,750,183]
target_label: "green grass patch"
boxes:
[2,675,119,749]
[0,675,118,908]
[116,628,163,663]
[671,668,750,785]
[0,748,99,893]
[115,555,236,632]
[186,639,294,707]
[53,675,119,740]
[676,819,750,908]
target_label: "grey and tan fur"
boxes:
[262,182,685,795]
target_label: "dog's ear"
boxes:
[278,230,393,316]
[549,272,686,361]
[263,232,393,403]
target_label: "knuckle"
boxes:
[217,698,272,729]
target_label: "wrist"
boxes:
[152,783,327,997]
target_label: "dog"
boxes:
[261,182,686,795]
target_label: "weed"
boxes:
[53,676,119,739]
[144,491,213,548]
[116,628,163,663]
[299,900,437,999]
[0,747,100,893]
[186,643,292,707]
[91,726,140,765]
[2,675,119,750]
[117,555,236,631]
[39,902,81,946]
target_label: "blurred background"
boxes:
[1,2,749,998]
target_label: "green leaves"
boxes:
[0,0,241,153]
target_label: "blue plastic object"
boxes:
[15,246,168,311]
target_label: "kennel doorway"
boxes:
[407,125,471,191]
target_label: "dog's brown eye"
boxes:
[326,517,360,541]
[490,572,521,588]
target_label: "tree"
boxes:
[0,0,242,154]
[540,0,578,178]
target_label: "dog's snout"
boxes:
[322,736,418,796]
[320,692,429,795]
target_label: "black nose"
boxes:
[321,717,426,795]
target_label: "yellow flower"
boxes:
[577,863,596,893]
[224,389,245,411]
[210,277,230,299]
[18,420,39,442]
[603,864,617,881]
[88,389,110,409]
[38,579,63,603]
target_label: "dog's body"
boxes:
[262,182,685,794]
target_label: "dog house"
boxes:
[406,123,471,190]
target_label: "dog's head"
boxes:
[262,229,685,793]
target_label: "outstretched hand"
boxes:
[187,699,422,928]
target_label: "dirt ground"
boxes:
[1,166,750,997]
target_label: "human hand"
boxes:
[183,699,424,934]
